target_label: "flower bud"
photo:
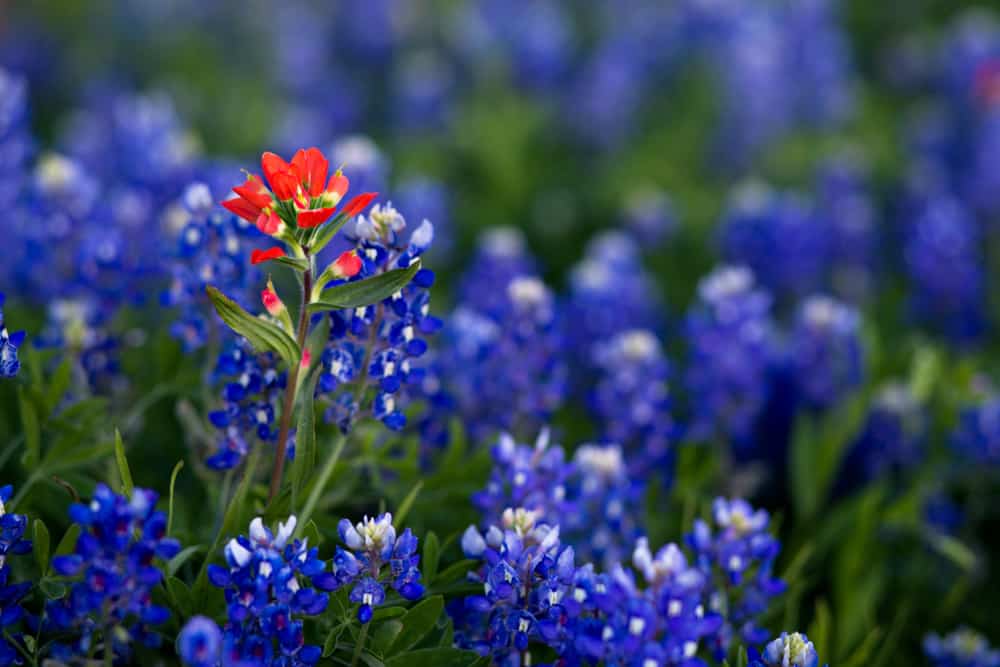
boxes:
[261,280,286,317]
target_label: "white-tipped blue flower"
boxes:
[225,538,252,568]
[409,219,434,253]
[760,632,819,667]
[462,525,487,557]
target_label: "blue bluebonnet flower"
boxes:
[0,68,33,212]
[47,484,181,662]
[925,627,1000,667]
[426,265,566,446]
[751,631,821,667]
[393,177,452,261]
[205,339,287,470]
[334,513,424,623]
[719,184,827,301]
[0,293,26,378]
[589,329,674,476]
[566,231,663,370]
[36,296,120,392]
[952,396,1000,465]
[787,295,864,409]
[161,182,262,350]
[0,485,33,666]
[318,204,440,433]
[622,188,678,246]
[457,227,538,313]
[178,616,223,667]
[207,515,330,665]
[684,266,776,446]
[842,383,926,487]
[391,51,457,133]
[687,498,786,660]
[454,509,576,662]
[903,193,985,342]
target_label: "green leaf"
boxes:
[291,369,321,506]
[206,286,301,367]
[39,578,67,599]
[273,255,309,272]
[393,480,423,529]
[54,524,81,559]
[423,532,440,585]
[808,598,832,663]
[165,576,194,617]
[736,646,748,667]
[842,626,883,667]
[323,625,346,657]
[114,429,134,497]
[434,560,477,586]
[371,606,407,623]
[32,519,50,575]
[303,519,322,548]
[168,460,184,536]
[308,262,420,313]
[384,648,485,667]
[309,212,351,255]
[167,545,205,577]
[388,595,444,654]
[371,619,404,655]
[18,388,40,469]
[45,358,73,417]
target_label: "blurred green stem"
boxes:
[296,434,347,536]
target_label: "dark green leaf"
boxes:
[371,607,407,623]
[168,460,184,536]
[423,531,440,585]
[388,595,444,654]
[167,545,205,577]
[307,263,420,313]
[114,429,134,497]
[32,519,50,575]
[206,286,301,367]
[434,560,477,586]
[39,578,67,599]
[371,619,404,655]
[166,576,194,617]
[18,388,40,469]
[45,358,72,417]
[737,646,748,667]
[384,648,485,667]
[54,524,81,559]
[323,624,346,657]
[291,369,321,506]
[273,255,309,272]
[393,480,423,529]
[309,212,350,255]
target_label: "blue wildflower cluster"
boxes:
[177,615,224,667]
[687,498,786,660]
[684,266,775,445]
[0,485,33,666]
[207,515,330,665]
[333,513,424,623]
[319,204,439,433]
[0,68,32,211]
[0,293,26,378]
[589,328,674,476]
[161,182,262,350]
[952,396,1000,465]
[47,484,180,662]
[205,340,287,470]
[786,296,864,410]
[843,383,926,486]
[925,627,1000,667]
[750,631,821,667]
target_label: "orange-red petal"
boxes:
[221,197,261,222]
[341,192,378,217]
[233,174,273,209]
[250,247,286,265]
[333,250,363,278]
[261,151,292,186]
[326,173,349,200]
[297,207,337,229]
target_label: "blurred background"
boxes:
[2,0,1000,664]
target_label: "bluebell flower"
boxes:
[161,182,263,350]
[751,631,821,667]
[787,295,864,409]
[318,205,440,433]
[684,266,776,446]
[953,396,1000,465]
[206,339,287,470]
[334,513,425,623]
[925,627,1000,667]
[687,498,786,660]
[0,485,33,666]
[207,515,330,665]
[178,616,223,667]
[589,329,674,476]
[47,484,181,662]
[0,293,26,378]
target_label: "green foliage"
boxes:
[307,263,421,313]
[206,285,301,366]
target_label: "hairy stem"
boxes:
[270,263,313,502]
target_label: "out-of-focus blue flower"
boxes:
[47,484,180,662]
[392,50,456,132]
[684,266,776,446]
[687,498,786,660]
[720,184,827,301]
[842,383,926,487]
[36,296,120,392]
[457,227,538,313]
[622,188,678,246]
[924,627,1000,667]
[590,329,674,476]
[178,616,223,667]
[0,293,26,378]
[953,396,1000,465]
[0,68,33,211]
[0,485,33,666]
[751,631,821,667]
[393,177,452,261]
[206,339,287,470]
[319,205,440,433]
[206,515,329,665]
[903,194,984,342]
[787,295,864,409]
[160,182,262,350]
[329,135,388,196]
[334,513,424,623]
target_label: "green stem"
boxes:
[296,434,347,535]
[350,622,369,667]
[270,263,313,502]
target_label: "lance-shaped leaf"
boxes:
[307,212,350,255]
[272,255,309,272]
[206,286,301,367]
[307,262,420,314]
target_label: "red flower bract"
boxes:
[250,247,286,265]
[297,207,337,229]
[333,250,363,278]
[341,192,378,218]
